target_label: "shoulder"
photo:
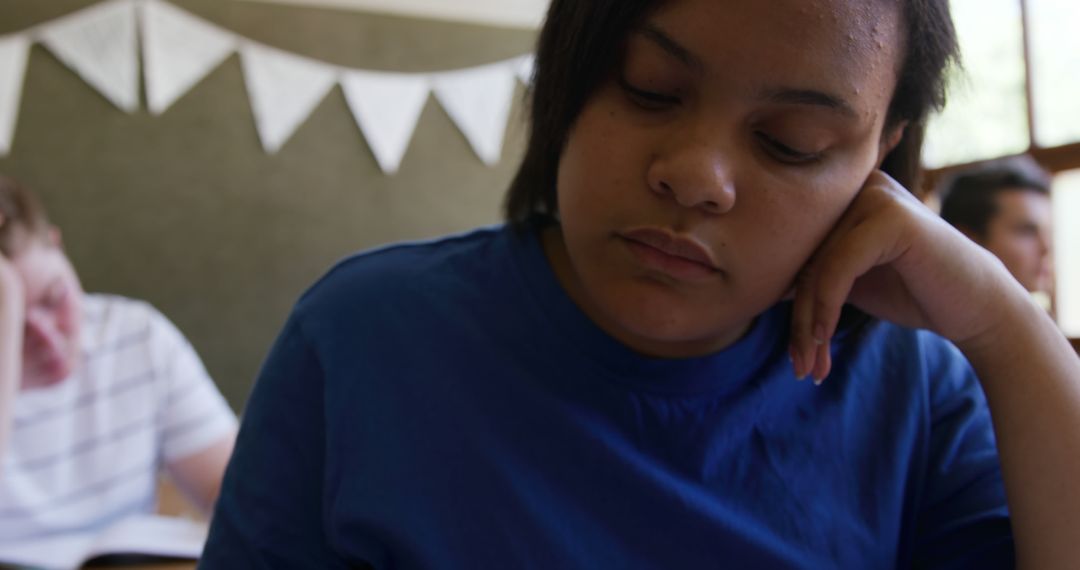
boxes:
[80,293,191,358]
[838,314,968,371]
[80,294,157,348]
[837,316,980,405]
[294,225,510,320]
[82,293,176,329]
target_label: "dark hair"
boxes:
[939,157,1051,238]
[504,0,960,226]
[0,175,52,257]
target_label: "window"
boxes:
[1054,170,1080,336]
[923,0,1080,338]
[923,0,1029,168]
[1028,0,1080,147]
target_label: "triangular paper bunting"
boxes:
[341,71,430,174]
[514,54,534,85]
[239,42,338,154]
[0,35,30,156]
[38,0,139,112]
[140,0,237,115]
[433,61,517,166]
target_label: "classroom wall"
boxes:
[0,0,536,408]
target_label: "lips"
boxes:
[619,227,720,281]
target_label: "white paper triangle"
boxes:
[140,0,237,115]
[341,71,430,174]
[514,54,534,85]
[239,42,338,154]
[432,61,518,166]
[0,35,30,156]
[38,0,139,113]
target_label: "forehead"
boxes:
[994,189,1052,220]
[642,0,904,114]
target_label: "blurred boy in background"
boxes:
[939,156,1055,310]
[0,175,236,551]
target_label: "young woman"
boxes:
[0,177,237,549]
[202,0,1080,567]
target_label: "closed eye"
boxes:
[755,131,822,165]
[618,76,680,110]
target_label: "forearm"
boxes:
[958,286,1080,569]
[166,434,236,516]
[0,295,23,465]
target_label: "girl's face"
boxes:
[12,239,84,389]
[546,0,905,358]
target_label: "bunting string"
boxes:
[0,0,536,173]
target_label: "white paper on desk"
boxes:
[240,42,338,154]
[432,60,517,166]
[37,0,140,113]
[140,0,237,115]
[0,35,30,157]
[0,514,207,570]
[341,70,430,174]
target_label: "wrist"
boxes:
[954,278,1058,373]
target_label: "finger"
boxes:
[799,218,899,380]
[790,268,818,380]
[792,276,828,382]
[789,192,883,380]
[788,176,900,382]
[812,341,831,385]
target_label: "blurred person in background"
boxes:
[939,156,1055,311]
[0,175,236,552]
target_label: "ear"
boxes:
[47,226,63,248]
[957,225,983,245]
[875,122,908,169]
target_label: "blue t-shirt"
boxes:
[201,224,1012,569]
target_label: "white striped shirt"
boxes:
[0,294,237,544]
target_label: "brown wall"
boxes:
[0,0,535,408]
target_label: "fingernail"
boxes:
[813,323,827,345]
[791,348,805,380]
[813,375,825,386]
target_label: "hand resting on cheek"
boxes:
[790,170,1024,383]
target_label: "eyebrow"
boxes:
[637,24,705,74]
[637,23,858,119]
[760,88,858,119]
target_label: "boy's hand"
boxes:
[789,170,1030,382]
[0,252,24,328]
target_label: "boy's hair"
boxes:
[939,157,1051,239]
[0,175,53,257]
[504,0,960,226]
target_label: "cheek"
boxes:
[558,103,642,207]
[749,184,851,252]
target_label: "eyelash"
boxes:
[619,76,824,166]
[755,132,823,165]
[618,77,679,110]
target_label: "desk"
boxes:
[83,564,195,570]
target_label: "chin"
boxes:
[23,360,76,390]
[599,285,749,354]
[22,374,67,390]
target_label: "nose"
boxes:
[646,135,736,215]
[1038,231,1052,256]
